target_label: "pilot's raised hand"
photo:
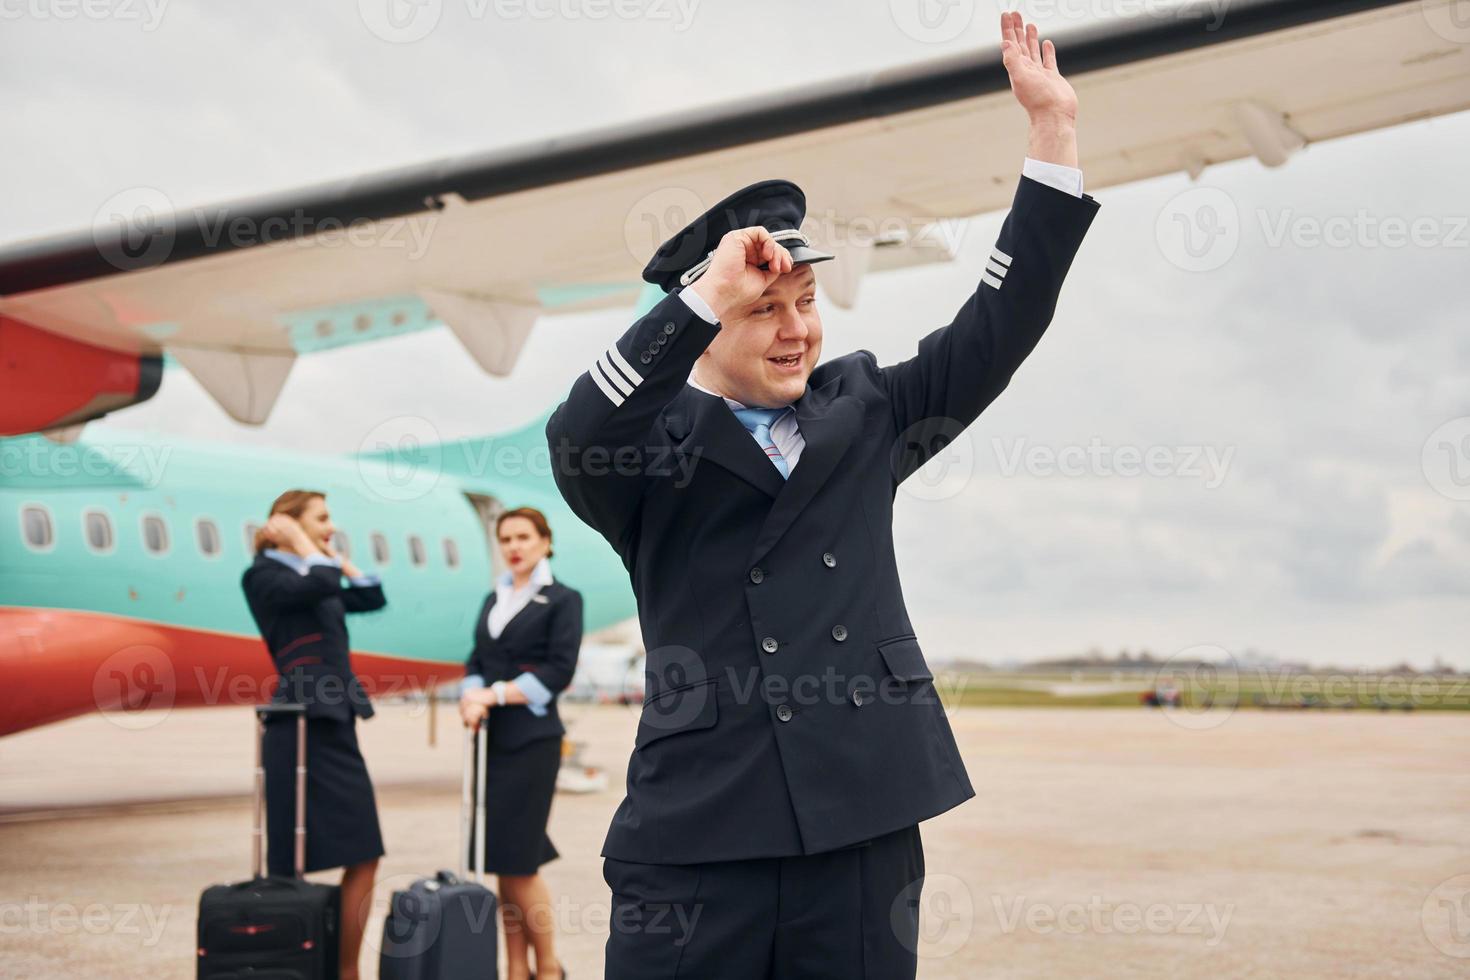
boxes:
[1000,11,1079,168]
[689,226,794,323]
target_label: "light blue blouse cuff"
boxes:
[512,672,552,717]
[347,572,381,587]
[303,553,340,570]
[460,674,486,696]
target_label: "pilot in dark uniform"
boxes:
[546,14,1093,977]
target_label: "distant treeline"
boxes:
[943,648,1466,677]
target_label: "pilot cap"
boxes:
[641,179,834,294]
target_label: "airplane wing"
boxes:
[1,0,1463,432]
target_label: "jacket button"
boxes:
[640,351,652,364]
[822,552,836,568]
[776,704,793,722]
[663,321,676,334]
[657,334,669,346]
[831,624,848,642]
[749,567,764,584]
[761,636,778,654]
[852,690,866,707]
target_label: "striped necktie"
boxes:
[732,407,790,479]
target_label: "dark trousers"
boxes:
[603,823,925,979]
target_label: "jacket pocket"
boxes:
[877,634,934,683]
[635,678,719,749]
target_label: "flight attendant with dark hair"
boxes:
[459,506,583,980]
[240,489,386,980]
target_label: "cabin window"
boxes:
[83,510,114,553]
[331,530,351,560]
[141,514,170,555]
[371,532,390,564]
[21,505,54,550]
[408,534,426,568]
[196,518,221,557]
[443,537,460,569]
[244,522,261,554]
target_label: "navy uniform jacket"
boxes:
[547,176,1099,864]
[463,583,584,752]
[241,554,386,721]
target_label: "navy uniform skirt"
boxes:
[263,714,385,876]
[468,733,562,876]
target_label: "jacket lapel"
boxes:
[489,585,551,640]
[663,376,863,564]
[665,387,786,499]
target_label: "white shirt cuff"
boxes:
[677,286,719,324]
[1022,157,1084,198]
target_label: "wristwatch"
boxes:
[491,680,507,706]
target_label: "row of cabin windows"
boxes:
[18,505,462,570]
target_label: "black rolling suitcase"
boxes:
[197,704,341,979]
[379,722,499,979]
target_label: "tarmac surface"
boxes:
[1,702,1467,978]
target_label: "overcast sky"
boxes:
[3,1,1466,669]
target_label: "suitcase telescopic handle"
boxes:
[254,704,308,879]
[458,722,489,884]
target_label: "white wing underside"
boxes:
[1,0,1464,425]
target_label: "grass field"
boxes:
[935,670,1470,711]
